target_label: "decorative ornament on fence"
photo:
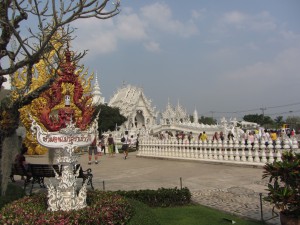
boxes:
[30,46,99,211]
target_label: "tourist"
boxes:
[291,129,295,137]
[286,129,291,138]
[14,143,31,181]
[212,132,219,142]
[100,135,106,155]
[107,134,115,157]
[121,131,131,159]
[219,131,224,143]
[198,133,202,142]
[241,131,248,145]
[270,130,277,150]
[201,131,208,142]
[248,132,255,150]
[263,130,270,148]
[88,138,99,165]
[188,131,194,144]
[227,131,234,141]
[97,141,102,156]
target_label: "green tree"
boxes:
[243,114,274,126]
[198,116,216,125]
[0,0,120,195]
[274,116,284,128]
[286,116,300,133]
[98,104,127,136]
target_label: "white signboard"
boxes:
[30,115,97,149]
[37,132,95,148]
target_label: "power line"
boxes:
[267,109,300,116]
[200,102,300,116]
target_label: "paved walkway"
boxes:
[25,151,280,225]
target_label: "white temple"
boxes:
[108,85,157,131]
[92,80,248,139]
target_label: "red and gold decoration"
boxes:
[14,38,95,154]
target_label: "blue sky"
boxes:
[72,1,299,120]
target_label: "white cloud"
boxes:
[221,10,277,32]
[116,14,147,40]
[73,3,199,56]
[223,11,246,25]
[226,47,300,81]
[140,2,198,37]
[191,8,206,20]
[144,41,161,53]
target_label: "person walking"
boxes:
[107,133,115,157]
[88,138,99,165]
[200,131,208,142]
[121,131,131,159]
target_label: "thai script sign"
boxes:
[30,115,97,149]
[38,133,94,148]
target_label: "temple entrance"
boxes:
[135,110,145,128]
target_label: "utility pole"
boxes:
[260,106,267,125]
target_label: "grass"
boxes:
[0,183,266,225]
[151,204,266,225]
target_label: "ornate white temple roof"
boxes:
[92,73,105,105]
[175,101,187,119]
[108,84,156,118]
[161,100,176,119]
[161,100,189,122]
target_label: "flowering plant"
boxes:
[0,191,132,225]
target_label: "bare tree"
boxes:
[0,0,120,194]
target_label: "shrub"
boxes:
[114,187,191,207]
[0,190,133,225]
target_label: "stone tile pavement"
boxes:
[24,151,280,225]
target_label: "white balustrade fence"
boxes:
[137,136,299,166]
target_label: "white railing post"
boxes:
[218,139,223,160]
[208,140,213,159]
[193,141,198,159]
[228,139,234,161]
[234,139,240,162]
[203,140,208,159]
[275,139,282,162]
[267,139,274,163]
[260,138,267,164]
[166,139,170,157]
[223,140,228,160]
[154,139,157,156]
[240,139,246,162]
[247,143,253,163]
[213,140,218,160]
[199,140,204,159]
[171,138,175,157]
[179,139,183,158]
[292,137,298,149]
[283,138,290,150]
[254,139,260,163]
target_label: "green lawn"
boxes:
[127,199,265,225]
[151,205,265,225]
